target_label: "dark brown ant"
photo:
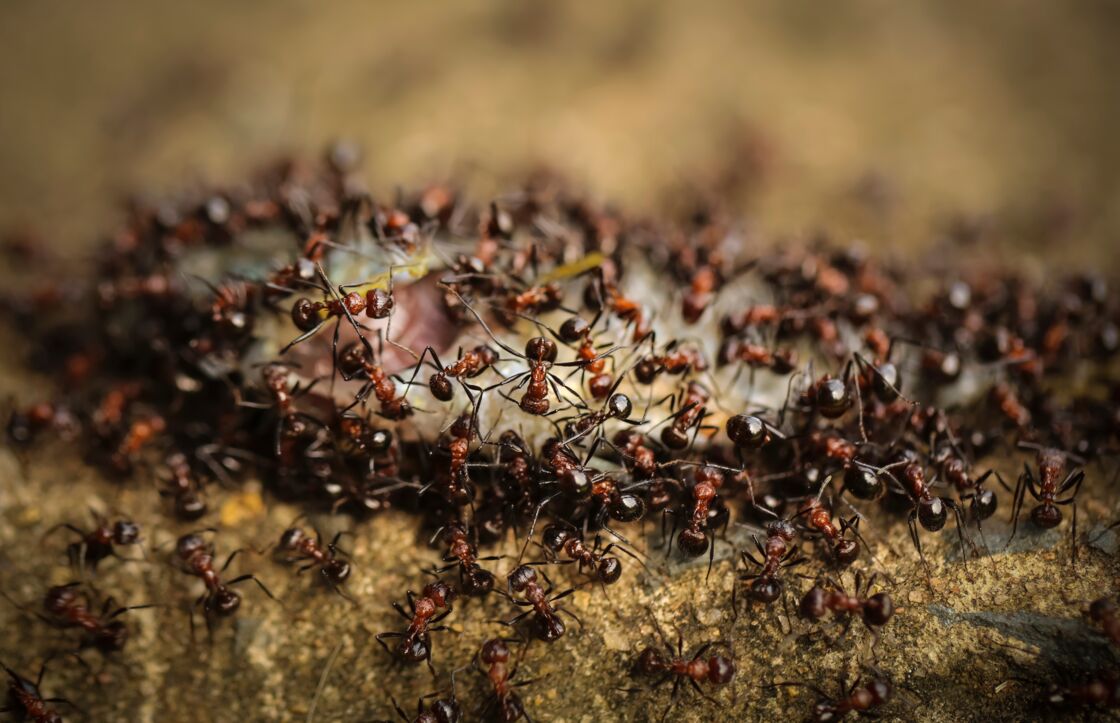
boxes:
[561,392,640,445]
[44,513,141,572]
[336,341,413,420]
[540,521,642,588]
[431,523,498,596]
[6,401,78,446]
[41,583,151,654]
[1089,596,1120,647]
[538,439,646,531]
[173,533,275,630]
[252,364,323,454]
[613,430,658,481]
[275,526,353,598]
[557,314,613,399]
[802,373,853,420]
[161,452,209,520]
[376,580,456,671]
[1008,444,1085,546]
[586,270,650,342]
[719,339,798,375]
[287,272,393,349]
[737,519,803,605]
[627,618,735,722]
[798,572,894,639]
[660,381,711,450]
[478,638,535,722]
[2,663,70,723]
[389,677,462,723]
[883,460,970,577]
[634,343,708,385]
[725,414,782,451]
[671,465,728,577]
[423,344,499,402]
[503,282,563,319]
[796,498,861,566]
[779,672,893,722]
[503,564,578,643]
[429,412,481,508]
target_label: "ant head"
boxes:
[597,557,623,585]
[423,581,455,607]
[279,527,305,550]
[212,588,242,616]
[606,393,632,420]
[749,577,783,604]
[507,565,537,592]
[917,497,948,531]
[525,336,558,363]
[707,655,735,685]
[176,533,207,559]
[429,374,454,402]
[96,620,130,652]
[290,298,319,332]
[1031,504,1063,529]
[541,523,573,552]
[799,586,828,620]
[337,343,369,378]
[862,592,894,627]
[112,520,141,545]
[480,638,511,665]
[558,469,592,500]
[610,493,646,523]
[365,288,393,319]
[833,538,860,566]
[814,377,852,419]
[677,528,709,557]
[727,414,769,450]
[559,316,590,343]
[322,559,352,585]
[449,414,474,440]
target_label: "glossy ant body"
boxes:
[890,461,970,576]
[738,519,802,605]
[504,565,577,643]
[2,663,69,723]
[424,345,499,402]
[42,582,150,654]
[660,382,711,450]
[390,683,462,723]
[376,581,456,671]
[557,314,613,399]
[634,342,709,386]
[162,452,208,520]
[1008,445,1084,544]
[796,498,860,566]
[173,533,275,628]
[45,513,141,572]
[628,619,735,721]
[798,572,894,638]
[540,522,642,587]
[671,466,729,577]
[478,638,534,722]
[275,526,353,597]
[540,438,647,527]
[337,342,412,420]
[561,392,639,445]
[431,524,498,596]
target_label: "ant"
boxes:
[719,339,798,375]
[556,314,614,399]
[795,498,861,567]
[737,519,803,605]
[337,342,413,420]
[430,523,499,596]
[669,465,729,578]
[423,344,499,402]
[41,582,151,655]
[585,268,650,342]
[1008,444,1085,548]
[540,438,647,528]
[109,413,166,473]
[660,381,712,450]
[44,512,141,573]
[777,672,893,722]
[275,526,354,599]
[634,341,708,386]
[376,580,456,672]
[798,572,895,640]
[1088,596,1120,647]
[725,414,782,451]
[429,412,483,508]
[249,363,322,455]
[2,663,71,723]
[887,460,970,578]
[162,452,208,520]
[561,392,641,445]
[612,429,659,481]
[626,617,735,722]
[540,521,643,588]
[931,438,1006,551]
[389,676,462,723]
[286,269,393,350]
[477,638,535,722]
[173,532,275,631]
[503,564,578,643]
[6,401,77,446]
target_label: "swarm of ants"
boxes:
[2,146,1119,721]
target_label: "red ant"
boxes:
[634,342,708,386]
[585,269,650,342]
[161,452,208,520]
[626,617,735,722]
[719,339,798,375]
[882,460,970,578]
[795,498,861,566]
[430,523,499,596]
[422,344,499,402]
[41,582,151,655]
[1008,444,1085,547]
[376,580,456,672]
[389,676,462,723]
[503,564,579,643]
[681,265,720,323]
[669,465,728,577]
[557,314,614,399]
[2,663,71,723]
[285,267,393,351]
[798,572,895,640]
[337,341,413,419]
[44,513,141,573]
[173,532,275,631]
[560,392,641,445]
[477,638,535,722]
[540,521,643,588]
[613,429,658,480]
[1089,596,1120,647]
[245,363,323,455]
[109,413,166,473]
[275,526,353,598]
[737,519,803,605]
[776,672,893,722]
[659,381,712,450]
[991,383,1032,428]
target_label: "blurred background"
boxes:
[0,0,1117,268]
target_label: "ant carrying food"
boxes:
[274,526,354,599]
[376,580,456,672]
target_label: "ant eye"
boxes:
[525,337,557,363]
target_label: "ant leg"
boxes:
[943,498,972,569]
[1006,469,1028,548]
[220,549,244,573]
[907,509,932,585]
[227,574,277,601]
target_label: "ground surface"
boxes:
[0,2,1119,721]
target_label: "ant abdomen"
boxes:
[609,494,646,522]
[918,498,948,531]
[750,578,783,603]
[1031,504,1062,528]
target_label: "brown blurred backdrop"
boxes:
[0,0,1117,268]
